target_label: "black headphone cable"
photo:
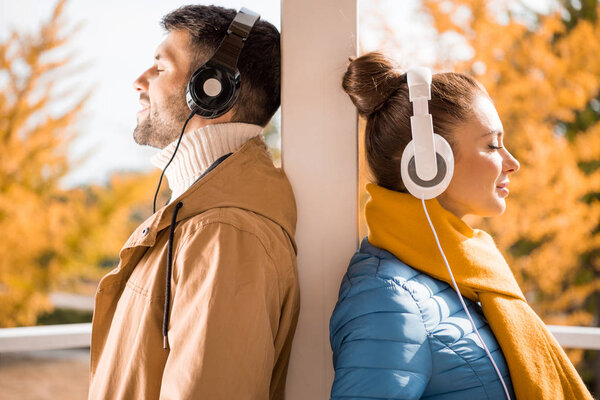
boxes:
[152,108,197,213]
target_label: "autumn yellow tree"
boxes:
[0,0,89,327]
[551,0,600,387]
[0,0,164,326]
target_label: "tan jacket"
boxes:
[88,136,299,400]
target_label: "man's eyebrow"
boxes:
[155,52,174,63]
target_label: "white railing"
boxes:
[549,325,600,350]
[0,324,598,353]
[0,323,91,352]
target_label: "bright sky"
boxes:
[0,0,554,188]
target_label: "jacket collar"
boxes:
[123,135,297,253]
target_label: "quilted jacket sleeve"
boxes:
[329,274,433,400]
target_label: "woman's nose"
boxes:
[503,149,520,174]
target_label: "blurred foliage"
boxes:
[363,0,600,393]
[264,115,281,167]
[36,307,92,326]
[0,0,84,327]
[0,0,162,327]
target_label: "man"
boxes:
[88,5,299,400]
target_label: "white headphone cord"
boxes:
[420,197,512,400]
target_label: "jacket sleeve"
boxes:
[329,275,433,400]
[159,221,280,400]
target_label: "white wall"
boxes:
[281,0,358,398]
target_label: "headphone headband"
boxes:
[211,8,260,70]
[229,8,260,37]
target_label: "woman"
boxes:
[329,52,592,400]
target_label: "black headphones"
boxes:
[185,7,260,119]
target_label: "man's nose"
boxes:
[133,68,150,92]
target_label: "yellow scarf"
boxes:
[365,183,592,400]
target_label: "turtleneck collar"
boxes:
[151,122,263,201]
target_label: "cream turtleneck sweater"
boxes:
[151,122,264,202]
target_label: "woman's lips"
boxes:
[496,185,509,196]
[496,180,509,196]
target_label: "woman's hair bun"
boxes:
[342,51,404,117]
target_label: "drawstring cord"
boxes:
[163,200,184,350]
[159,152,232,350]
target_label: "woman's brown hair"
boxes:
[343,51,487,192]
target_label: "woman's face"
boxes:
[437,95,520,219]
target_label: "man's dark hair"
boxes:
[161,5,280,127]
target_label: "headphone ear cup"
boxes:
[186,64,240,119]
[400,134,454,200]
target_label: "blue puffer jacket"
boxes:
[330,238,515,400]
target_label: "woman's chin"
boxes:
[471,198,506,218]
[489,198,507,216]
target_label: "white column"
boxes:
[281,1,358,399]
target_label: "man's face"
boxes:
[133,30,193,149]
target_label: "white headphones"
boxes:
[402,67,512,400]
[401,67,454,199]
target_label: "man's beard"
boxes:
[133,92,190,149]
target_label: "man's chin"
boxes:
[133,113,185,148]
[133,126,153,147]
